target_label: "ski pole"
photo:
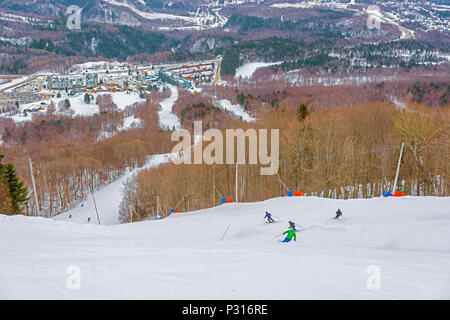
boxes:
[274,233,284,237]
[221,224,230,241]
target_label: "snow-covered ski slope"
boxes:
[235,62,283,80]
[158,84,180,130]
[1,196,449,299]
[52,153,172,225]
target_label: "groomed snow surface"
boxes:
[235,62,282,80]
[52,153,172,225]
[1,196,449,299]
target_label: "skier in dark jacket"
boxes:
[265,211,275,223]
[87,217,91,222]
[335,209,342,219]
[288,221,297,231]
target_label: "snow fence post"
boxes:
[221,224,230,241]
[91,192,101,225]
[235,163,238,203]
[28,158,40,216]
[393,142,404,194]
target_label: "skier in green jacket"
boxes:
[282,229,296,242]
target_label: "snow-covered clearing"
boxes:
[218,99,255,122]
[158,84,180,130]
[104,92,146,111]
[235,62,282,80]
[51,91,144,114]
[4,96,99,124]
[272,2,317,9]
[53,95,99,116]
[1,196,449,299]
[121,115,142,130]
[0,12,41,25]
[97,115,143,141]
[103,0,197,22]
[275,73,398,87]
[271,1,354,11]
[390,97,407,110]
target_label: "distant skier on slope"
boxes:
[87,217,91,223]
[265,211,275,223]
[335,208,342,219]
[282,228,296,242]
[69,214,72,218]
[288,221,297,231]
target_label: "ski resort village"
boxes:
[0,58,222,120]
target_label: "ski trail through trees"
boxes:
[158,84,180,130]
[53,154,172,225]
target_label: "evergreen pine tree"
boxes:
[0,155,15,214]
[0,155,29,215]
[84,93,91,104]
[64,98,71,109]
[297,103,309,122]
